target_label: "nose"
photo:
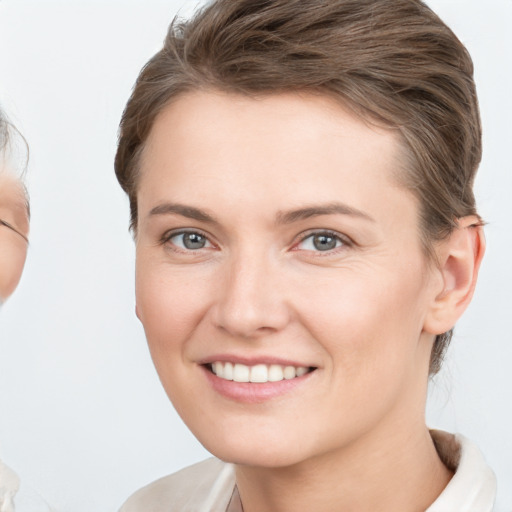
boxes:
[210,252,291,339]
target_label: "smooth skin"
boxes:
[135,91,484,512]
[0,171,29,302]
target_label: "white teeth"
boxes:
[296,366,308,377]
[268,364,284,382]
[250,364,268,383]
[233,363,250,383]
[213,362,224,378]
[211,362,311,383]
[283,366,296,380]
[223,361,233,380]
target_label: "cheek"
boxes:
[134,257,222,421]
[135,257,213,357]
[286,264,432,446]
[0,239,27,300]
[297,261,430,379]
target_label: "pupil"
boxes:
[313,234,336,251]
[184,233,206,249]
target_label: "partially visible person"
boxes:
[0,106,29,512]
[115,0,496,511]
[0,108,29,305]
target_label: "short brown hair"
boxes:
[115,0,482,374]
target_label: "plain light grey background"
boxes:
[0,1,510,511]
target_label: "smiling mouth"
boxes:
[207,362,315,383]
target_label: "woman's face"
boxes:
[135,91,443,468]
[0,171,29,302]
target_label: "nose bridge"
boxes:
[213,246,289,338]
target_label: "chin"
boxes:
[210,445,304,469]
[192,423,316,469]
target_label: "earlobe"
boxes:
[424,216,485,335]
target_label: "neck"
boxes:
[235,421,453,512]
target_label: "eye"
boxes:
[166,231,213,251]
[296,231,345,252]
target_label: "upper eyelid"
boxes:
[0,218,29,243]
[293,229,353,246]
[161,227,210,239]
[161,228,216,248]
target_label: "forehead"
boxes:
[0,170,29,226]
[148,90,396,148]
[0,170,24,202]
[139,91,406,207]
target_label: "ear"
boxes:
[423,216,485,335]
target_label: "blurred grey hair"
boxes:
[0,106,9,154]
[0,105,29,175]
[0,105,30,216]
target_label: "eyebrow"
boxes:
[148,203,219,224]
[148,201,374,227]
[276,202,375,224]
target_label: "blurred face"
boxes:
[0,171,29,303]
[135,91,441,468]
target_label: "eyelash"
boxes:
[160,229,215,253]
[160,228,352,256]
[292,230,352,256]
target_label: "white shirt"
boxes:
[0,457,51,512]
[0,458,19,512]
[120,431,497,512]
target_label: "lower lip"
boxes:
[201,365,315,404]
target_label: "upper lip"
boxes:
[197,354,317,368]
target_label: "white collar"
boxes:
[0,457,20,512]
[427,430,496,512]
